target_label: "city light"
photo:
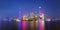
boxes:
[39,12,45,30]
[46,18,51,21]
[0,0,60,30]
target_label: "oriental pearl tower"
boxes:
[39,6,45,30]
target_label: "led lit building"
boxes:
[29,12,35,21]
[22,15,28,21]
[39,12,45,30]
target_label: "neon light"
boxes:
[22,21,27,30]
[39,12,44,30]
[40,20,44,30]
[40,20,43,30]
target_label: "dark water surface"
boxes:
[0,20,60,30]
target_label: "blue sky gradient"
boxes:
[0,0,60,18]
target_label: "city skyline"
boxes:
[0,0,60,18]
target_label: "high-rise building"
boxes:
[30,12,35,18]
[22,15,28,21]
[39,11,45,30]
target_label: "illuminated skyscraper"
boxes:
[38,6,44,30]
[39,12,44,21]
[30,12,35,18]
[22,15,28,21]
[29,12,35,20]
[18,8,22,30]
[39,11,45,30]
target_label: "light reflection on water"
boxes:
[0,20,60,30]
